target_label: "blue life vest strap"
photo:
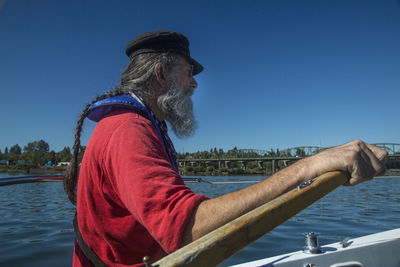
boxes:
[87,94,145,122]
[87,93,179,172]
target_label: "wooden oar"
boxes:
[0,175,260,187]
[153,171,350,267]
[182,177,259,184]
[0,175,64,186]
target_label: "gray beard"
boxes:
[157,78,197,138]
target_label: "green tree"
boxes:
[7,144,22,163]
[230,161,243,169]
[218,148,224,158]
[247,161,259,170]
[194,165,205,173]
[22,140,50,165]
[184,166,194,173]
[37,140,50,154]
[24,140,50,154]
[206,166,215,173]
[227,147,239,158]
[10,144,22,154]
[217,167,228,174]
[56,147,72,163]
[24,142,35,153]
[231,167,244,175]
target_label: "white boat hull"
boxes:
[230,228,400,267]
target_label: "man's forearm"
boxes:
[182,157,314,245]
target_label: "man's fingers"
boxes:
[364,143,388,176]
[357,142,385,176]
[313,140,388,186]
[343,141,388,185]
[367,143,389,163]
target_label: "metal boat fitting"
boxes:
[303,232,323,254]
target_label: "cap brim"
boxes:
[189,58,203,75]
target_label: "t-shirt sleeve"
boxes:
[102,115,208,253]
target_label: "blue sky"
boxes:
[1,0,399,154]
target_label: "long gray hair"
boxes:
[63,52,179,204]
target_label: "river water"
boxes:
[0,173,399,266]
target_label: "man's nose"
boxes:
[191,77,198,89]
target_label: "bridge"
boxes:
[238,143,400,157]
[179,156,299,174]
[178,143,400,175]
[373,143,400,155]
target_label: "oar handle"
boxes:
[154,171,349,267]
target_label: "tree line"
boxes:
[0,140,84,168]
[1,141,399,174]
[177,146,317,160]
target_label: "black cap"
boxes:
[125,30,203,75]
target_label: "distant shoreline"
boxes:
[0,166,66,175]
[0,166,399,177]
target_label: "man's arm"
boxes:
[182,140,388,245]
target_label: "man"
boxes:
[64,30,387,267]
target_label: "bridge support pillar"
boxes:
[272,159,280,174]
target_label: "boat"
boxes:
[230,227,400,267]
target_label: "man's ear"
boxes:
[154,63,168,87]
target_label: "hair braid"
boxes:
[63,88,125,204]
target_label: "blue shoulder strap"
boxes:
[87,94,145,122]
[87,93,179,172]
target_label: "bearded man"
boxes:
[64,30,387,267]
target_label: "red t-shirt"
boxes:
[73,109,208,266]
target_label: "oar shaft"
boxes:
[0,175,64,186]
[0,175,257,187]
[154,171,349,267]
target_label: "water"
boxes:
[0,173,399,266]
